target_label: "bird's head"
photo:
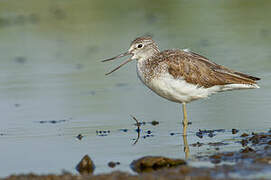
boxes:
[102,36,159,75]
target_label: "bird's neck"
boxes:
[136,52,159,84]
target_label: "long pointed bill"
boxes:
[105,58,133,76]
[101,52,131,62]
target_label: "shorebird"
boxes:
[102,36,260,136]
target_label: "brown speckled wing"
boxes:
[161,50,260,88]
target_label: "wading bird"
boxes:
[102,36,260,136]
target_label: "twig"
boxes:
[131,115,141,145]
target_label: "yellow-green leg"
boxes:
[182,103,189,159]
[182,103,188,136]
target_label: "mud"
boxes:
[2,171,238,180]
[3,130,271,180]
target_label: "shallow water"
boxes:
[0,0,271,178]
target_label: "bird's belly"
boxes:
[144,73,211,103]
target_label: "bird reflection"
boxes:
[183,135,190,160]
[130,115,190,160]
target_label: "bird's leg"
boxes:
[182,103,189,159]
[182,103,188,136]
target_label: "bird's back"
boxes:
[143,49,260,88]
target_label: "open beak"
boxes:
[101,52,133,76]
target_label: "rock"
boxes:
[76,155,95,174]
[131,156,186,173]
[108,161,120,168]
[76,134,83,140]
[232,129,239,134]
[151,120,159,126]
[241,133,249,137]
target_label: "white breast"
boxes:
[136,60,210,103]
[147,73,211,103]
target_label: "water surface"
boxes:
[0,0,271,177]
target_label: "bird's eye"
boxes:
[137,44,143,48]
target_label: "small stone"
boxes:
[108,162,116,168]
[241,133,249,137]
[241,147,255,153]
[191,142,204,147]
[108,161,120,168]
[232,129,239,134]
[120,129,128,132]
[76,155,95,174]
[196,132,203,138]
[76,134,83,140]
[151,120,159,126]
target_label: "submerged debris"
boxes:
[96,130,110,136]
[191,142,204,147]
[131,115,145,127]
[232,129,239,134]
[14,56,27,64]
[196,129,225,138]
[14,103,20,107]
[119,129,128,132]
[208,142,228,146]
[76,155,95,174]
[38,119,67,124]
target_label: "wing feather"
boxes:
[163,50,259,88]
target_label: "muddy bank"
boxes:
[3,130,271,180]
[3,170,239,180]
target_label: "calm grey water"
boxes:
[0,0,271,177]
